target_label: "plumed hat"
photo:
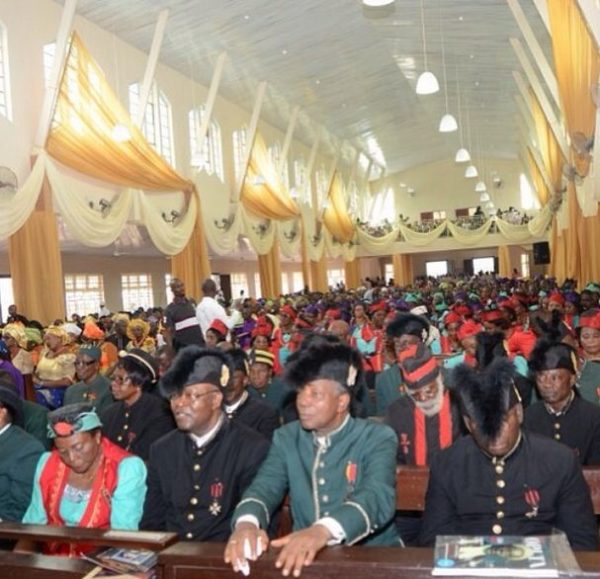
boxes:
[228,348,250,375]
[529,339,577,375]
[446,358,520,439]
[159,345,233,398]
[397,343,439,391]
[475,332,508,369]
[284,335,362,395]
[386,313,429,339]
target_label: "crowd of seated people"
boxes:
[1,272,600,574]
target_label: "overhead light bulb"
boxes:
[465,165,478,178]
[416,71,440,95]
[455,148,471,163]
[475,181,487,193]
[439,113,458,133]
[111,123,131,143]
[479,192,490,202]
[362,0,394,5]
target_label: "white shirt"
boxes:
[195,296,232,337]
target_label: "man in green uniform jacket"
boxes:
[0,381,44,522]
[225,335,400,577]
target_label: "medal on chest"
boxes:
[399,433,411,455]
[209,481,223,516]
[345,461,357,498]
[524,485,540,518]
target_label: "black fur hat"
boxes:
[159,345,233,398]
[228,348,250,375]
[284,334,363,394]
[475,332,508,368]
[386,313,429,339]
[447,358,520,440]
[529,339,577,375]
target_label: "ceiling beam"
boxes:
[34,0,78,147]
[278,105,299,175]
[510,38,569,160]
[193,51,227,168]
[531,0,550,33]
[235,80,267,202]
[577,1,600,54]
[506,0,560,107]
[514,94,536,145]
[135,9,169,127]
[306,130,321,209]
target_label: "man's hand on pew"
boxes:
[224,521,270,576]
[270,525,331,577]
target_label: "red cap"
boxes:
[579,311,600,330]
[548,292,565,306]
[280,305,297,320]
[457,319,483,341]
[369,301,388,314]
[444,312,462,326]
[208,319,228,337]
[481,309,504,323]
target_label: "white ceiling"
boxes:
[58,0,552,175]
[45,0,554,259]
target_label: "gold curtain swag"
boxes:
[310,259,328,293]
[344,259,361,290]
[393,254,413,287]
[46,32,192,192]
[171,197,211,302]
[548,0,600,178]
[526,148,550,207]
[241,133,299,220]
[322,172,355,244]
[497,246,512,278]
[258,238,282,298]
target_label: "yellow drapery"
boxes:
[392,254,413,287]
[530,90,564,191]
[547,0,600,178]
[241,133,299,220]
[549,186,581,283]
[9,206,65,324]
[322,173,355,244]
[526,148,550,207]
[310,259,328,293]
[344,259,361,290]
[497,246,512,278]
[300,224,310,291]
[257,238,282,298]
[170,197,211,302]
[46,33,192,192]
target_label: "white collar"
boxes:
[225,390,249,414]
[0,422,11,437]
[189,413,224,449]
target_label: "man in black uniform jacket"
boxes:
[420,358,598,550]
[141,346,270,541]
[164,278,205,352]
[224,348,280,440]
[524,339,600,465]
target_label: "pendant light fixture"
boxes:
[463,92,477,177]
[416,0,439,95]
[454,65,470,162]
[475,181,487,192]
[438,2,456,132]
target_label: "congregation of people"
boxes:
[3,271,600,573]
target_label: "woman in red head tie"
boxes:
[577,310,600,404]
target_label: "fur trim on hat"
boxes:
[386,313,429,339]
[447,358,518,440]
[159,345,232,398]
[529,339,577,375]
[284,335,363,394]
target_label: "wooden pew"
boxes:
[157,542,600,579]
[395,466,600,515]
[0,523,177,579]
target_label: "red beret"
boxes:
[548,292,565,306]
[481,309,504,323]
[280,305,297,320]
[208,319,228,337]
[369,301,388,314]
[444,312,462,326]
[457,319,483,341]
[579,311,600,330]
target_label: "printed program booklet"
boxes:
[82,547,157,575]
[432,535,561,577]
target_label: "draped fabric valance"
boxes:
[46,33,193,192]
[322,172,355,244]
[241,132,299,220]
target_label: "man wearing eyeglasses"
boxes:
[63,345,113,413]
[141,347,269,541]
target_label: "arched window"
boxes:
[189,106,224,181]
[232,126,248,184]
[129,82,175,165]
[268,141,289,190]
[0,22,12,121]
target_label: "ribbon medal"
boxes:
[345,461,357,497]
[399,433,411,456]
[524,485,540,519]
[209,481,223,516]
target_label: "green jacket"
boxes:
[375,364,403,416]
[0,424,44,521]
[233,416,400,546]
[64,374,113,414]
[23,400,51,450]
